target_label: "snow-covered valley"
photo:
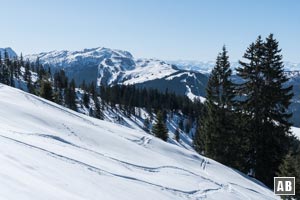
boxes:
[0,84,279,199]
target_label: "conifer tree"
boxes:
[9,61,15,87]
[143,118,151,132]
[236,37,265,176]
[0,50,11,85]
[175,128,180,142]
[4,49,10,66]
[53,90,62,104]
[24,61,34,93]
[40,80,53,101]
[89,81,96,99]
[13,59,20,79]
[94,96,104,120]
[152,111,168,141]
[24,61,31,82]
[83,91,90,108]
[65,79,77,111]
[20,53,24,67]
[0,54,3,83]
[196,46,240,168]
[2,64,10,85]
[278,151,300,199]
[236,34,293,187]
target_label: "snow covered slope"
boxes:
[98,58,177,85]
[0,84,277,200]
[167,60,216,74]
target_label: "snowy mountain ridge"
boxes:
[25,47,177,85]
[169,60,300,74]
[13,46,300,105]
[25,47,133,67]
[19,47,300,92]
[25,47,208,99]
[0,83,278,199]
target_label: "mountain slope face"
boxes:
[285,71,300,126]
[25,47,208,97]
[0,47,17,58]
[0,84,278,200]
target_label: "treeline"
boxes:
[41,68,104,120]
[0,51,104,120]
[0,51,200,141]
[0,51,21,86]
[194,34,299,192]
[99,84,205,141]
[99,84,204,120]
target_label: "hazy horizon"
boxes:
[0,0,299,62]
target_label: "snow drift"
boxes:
[0,84,278,199]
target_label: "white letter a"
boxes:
[277,181,284,191]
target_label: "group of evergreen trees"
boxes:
[0,51,105,121]
[195,34,296,188]
[99,85,205,141]
[0,51,21,86]
[278,137,300,199]
[52,71,104,120]
[100,84,204,120]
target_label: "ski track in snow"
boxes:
[0,84,279,200]
[0,134,226,199]
[7,131,213,184]
[0,131,272,200]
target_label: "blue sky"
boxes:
[0,0,299,62]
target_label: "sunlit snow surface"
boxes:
[292,127,300,139]
[0,84,278,200]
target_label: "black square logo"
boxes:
[274,177,295,195]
